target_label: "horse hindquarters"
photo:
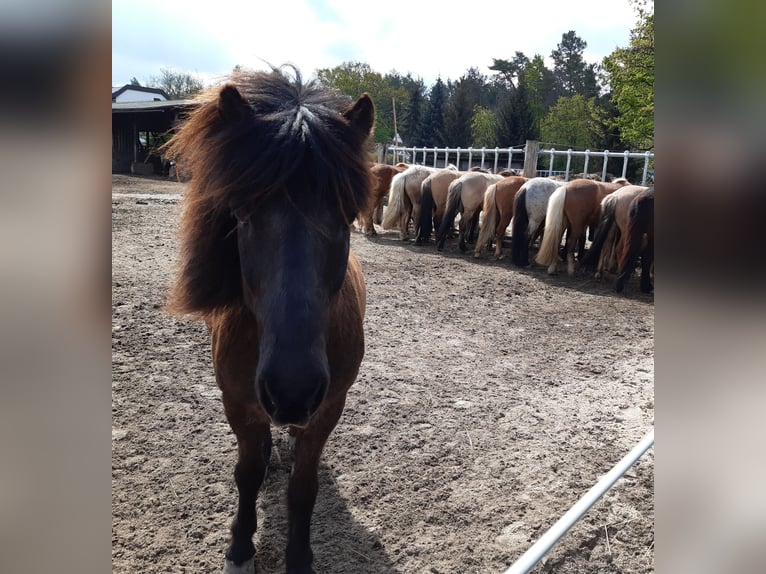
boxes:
[511,188,529,266]
[535,186,567,274]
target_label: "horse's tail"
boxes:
[416,178,435,243]
[535,185,567,267]
[474,183,498,257]
[435,180,463,251]
[582,194,617,271]
[381,171,406,230]
[511,185,530,266]
[616,188,654,293]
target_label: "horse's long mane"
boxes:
[165,66,373,316]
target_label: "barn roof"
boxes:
[112,85,171,101]
[112,99,197,113]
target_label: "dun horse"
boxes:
[510,177,567,266]
[535,178,629,275]
[164,67,374,574]
[415,167,463,243]
[473,175,528,258]
[382,164,446,240]
[435,171,504,251]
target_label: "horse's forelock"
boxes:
[165,68,372,315]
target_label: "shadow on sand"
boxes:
[251,433,399,574]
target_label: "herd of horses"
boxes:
[369,162,654,295]
[161,67,653,574]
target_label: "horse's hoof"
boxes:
[224,557,255,574]
[473,252,480,259]
[496,254,504,261]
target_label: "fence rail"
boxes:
[386,144,654,185]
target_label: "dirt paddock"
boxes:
[112,174,654,573]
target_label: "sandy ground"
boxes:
[112,174,654,573]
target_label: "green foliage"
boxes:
[601,1,654,149]
[146,68,204,99]
[316,61,409,144]
[420,78,447,146]
[551,31,599,99]
[470,106,498,147]
[540,95,608,150]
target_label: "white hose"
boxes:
[503,428,655,574]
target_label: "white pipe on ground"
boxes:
[503,428,655,574]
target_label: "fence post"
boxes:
[468,147,473,169]
[548,148,555,177]
[622,150,630,179]
[583,149,590,176]
[522,140,539,178]
[456,147,461,170]
[433,147,437,168]
[565,149,572,181]
[642,151,651,185]
[602,150,610,181]
[494,147,499,173]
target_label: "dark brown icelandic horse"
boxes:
[581,185,648,278]
[615,186,654,294]
[164,67,374,574]
[358,163,406,235]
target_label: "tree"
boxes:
[489,52,529,87]
[551,31,598,99]
[470,106,499,147]
[540,95,606,151]
[522,54,557,135]
[146,67,204,99]
[316,62,409,144]
[129,77,141,86]
[401,78,427,145]
[601,0,654,149]
[420,78,447,147]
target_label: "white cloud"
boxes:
[112,0,638,87]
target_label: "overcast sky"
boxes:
[112,0,639,89]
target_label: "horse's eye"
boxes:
[231,207,250,224]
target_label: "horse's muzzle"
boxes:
[255,368,328,428]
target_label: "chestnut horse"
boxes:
[510,177,567,266]
[616,186,654,293]
[535,178,629,275]
[164,67,374,574]
[358,163,406,236]
[582,185,649,278]
[473,175,528,258]
[435,171,505,251]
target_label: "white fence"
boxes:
[386,145,654,186]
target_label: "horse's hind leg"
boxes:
[566,230,580,276]
[223,411,272,574]
[495,211,513,259]
[640,236,654,293]
[285,398,346,574]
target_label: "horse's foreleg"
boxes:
[223,414,272,574]
[285,399,346,574]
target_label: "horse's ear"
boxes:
[344,93,375,139]
[218,84,249,122]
